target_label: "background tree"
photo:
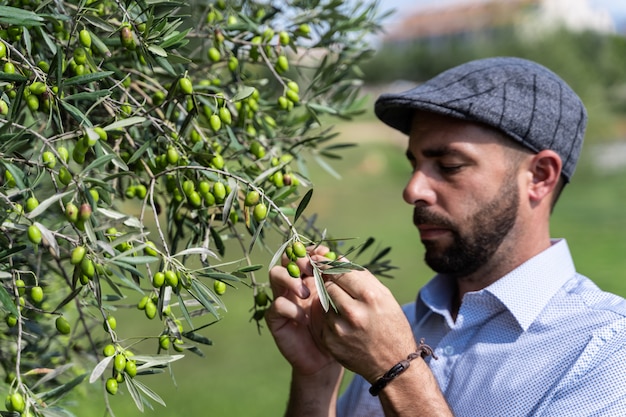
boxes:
[0,0,391,415]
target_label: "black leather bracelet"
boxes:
[369,338,437,397]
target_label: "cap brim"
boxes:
[374,92,475,136]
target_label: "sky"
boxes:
[378,0,626,24]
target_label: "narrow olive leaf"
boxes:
[104,116,147,131]
[0,72,28,82]
[269,239,292,272]
[313,267,330,312]
[357,236,375,256]
[204,272,239,282]
[173,247,219,259]
[133,354,184,370]
[40,406,78,417]
[0,245,25,263]
[0,6,44,26]
[127,140,152,165]
[81,153,115,174]
[125,376,144,412]
[37,373,87,402]
[236,264,263,273]
[132,378,166,407]
[181,331,213,346]
[369,246,392,264]
[52,287,83,313]
[3,163,26,190]
[190,280,223,318]
[209,226,225,257]
[89,356,114,383]
[114,255,159,265]
[178,291,193,328]
[59,100,92,126]
[231,85,256,102]
[35,222,59,258]
[30,363,73,389]
[222,182,238,225]
[26,190,74,219]
[63,90,111,101]
[294,188,313,223]
[147,44,168,57]
[63,71,114,87]
[108,260,143,277]
[0,284,18,316]
[313,154,342,179]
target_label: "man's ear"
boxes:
[527,150,562,204]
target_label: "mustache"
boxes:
[413,207,457,230]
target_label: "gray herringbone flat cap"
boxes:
[374,57,587,181]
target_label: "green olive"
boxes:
[144,300,157,319]
[252,202,268,222]
[166,146,179,165]
[65,202,78,223]
[79,29,92,48]
[152,271,165,288]
[58,167,72,185]
[25,197,39,213]
[9,392,25,413]
[27,224,42,245]
[213,280,226,295]
[276,55,289,73]
[212,182,226,202]
[219,106,232,125]
[113,353,126,373]
[208,47,221,62]
[125,360,137,377]
[103,344,116,357]
[209,114,222,132]
[5,313,18,327]
[178,77,193,95]
[286,261,301,278]
[292,241,307,258]
[105,378,118,395]
[255,291,269,307]
[15,279,25,296]
[159,334,171,350]
[81,257,95,278]
[42,151,57,168]
[55,316,71,335]
[244,190,260,207]
[164,270,178,287]
[70,246,86,265]
[30,286,44,304]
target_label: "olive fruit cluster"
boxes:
[102,347,137,395]
[284,241,308,278]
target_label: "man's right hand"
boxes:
[265,246,343,416]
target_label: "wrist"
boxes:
[369,338,437,397]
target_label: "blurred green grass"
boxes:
[26,119,626,416]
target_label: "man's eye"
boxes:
[439,164,463,173]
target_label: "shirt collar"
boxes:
[416,239,577,331]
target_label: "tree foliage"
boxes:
[0,0,390,415]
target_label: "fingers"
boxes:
[269,265,310,299]
[265,295,308,327]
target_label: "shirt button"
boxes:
[444,345,454,356]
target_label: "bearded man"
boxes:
[266,57,626,417]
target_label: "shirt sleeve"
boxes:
[337,373,384,417]
[535,322,626,416]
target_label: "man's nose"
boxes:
[402,170,436,206]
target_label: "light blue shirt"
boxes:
[337,239,626,416]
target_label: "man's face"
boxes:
[403,112,521,279]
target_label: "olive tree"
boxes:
[0,0,392,415]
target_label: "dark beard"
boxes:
[414,179,519,279]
